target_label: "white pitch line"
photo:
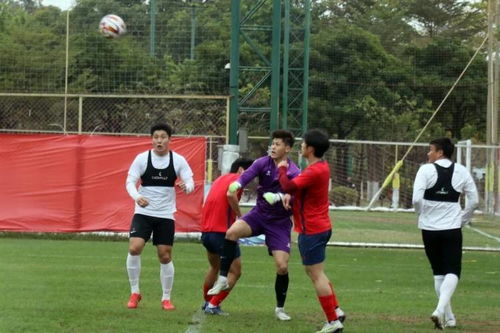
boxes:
[466,225,500,243]
[184,308,206,333]
[328,241,500,252]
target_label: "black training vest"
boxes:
[141,150,177,187]
[423,163,460,202]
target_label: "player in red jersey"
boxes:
[200,158,254,315]
[265,129,345,333]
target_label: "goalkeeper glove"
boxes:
[228,181,242,193]
[263,192,284,205]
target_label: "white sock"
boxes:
[434,275,453,318]
[160,261,175,301]
[433,275,444,297]
[127,254,141,294]
[436,273,459,314]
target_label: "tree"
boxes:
[308,23,420,140]
[406,0,485,39]
[408,38,487,141]
[311,0,417,54]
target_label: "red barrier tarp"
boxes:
[0,134,205,233]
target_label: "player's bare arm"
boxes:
[282,193,291,210]
[227,190,242,218]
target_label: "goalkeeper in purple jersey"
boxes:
[207,130,300,320]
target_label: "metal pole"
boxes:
[228,0,241,144]
[226,96,230,144]
[270,0,282,132]
[486,0,495,213]
[150,0,156,57]
[191,5,196,60]
[302,0,311,134]
[78,96,83,134]
[281,0,290,129]
[64,9,70,133]
[495,0,500,146]
[494,0,500,214]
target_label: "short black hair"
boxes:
[271,129,294,148]
[230,158,254,173]
[150,123,173,137]
[304,129,330,158]
[430,137,454,159]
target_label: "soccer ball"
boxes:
[99,14,126,38]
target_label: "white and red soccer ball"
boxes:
[99,14,126,38]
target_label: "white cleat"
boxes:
[444,316,456,328]
[335,307,346,323]
[275,307,291,321]
[431,310,445,330]
[207,276,229,296]
[316,320,344,333]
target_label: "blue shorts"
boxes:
[201,232,241,259]
[242,207,292,254]
[298,230,332,265]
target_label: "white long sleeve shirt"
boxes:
[412,158,478,231]
[126,150,194,219]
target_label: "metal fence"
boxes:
[240,137,500,213]
[326,139,500,213]
[1,1,499,214]
[0,93,228,136]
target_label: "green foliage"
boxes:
[408,38,487,140]
[330,185,358,206]
[0,0,490,142]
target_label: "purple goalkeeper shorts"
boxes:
[241,207,292,253]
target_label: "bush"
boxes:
[330,185,358,206]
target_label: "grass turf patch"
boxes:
[0,238,498,332]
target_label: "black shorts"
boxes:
[422,228,462,278]
[201,232,241,258]
[129,213,175,246]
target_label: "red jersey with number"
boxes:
[288,161,332,235]
[201,173,242,233]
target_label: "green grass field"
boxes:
[330,210,500,248]
[1,211,499,332]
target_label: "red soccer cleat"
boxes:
[161,300,175,310]
[127,293,142,309]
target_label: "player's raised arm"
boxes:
[229,158,260,192]
[278,165,297,193]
